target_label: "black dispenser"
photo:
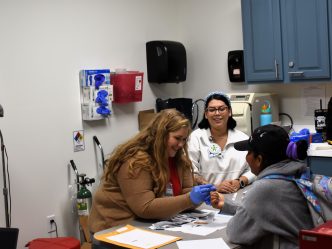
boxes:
[228,50,245,82]
[146,41,187,83]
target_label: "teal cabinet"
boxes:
[330,0,332,75]
[241,0,283,82]
[307,156,332,176]
[241,0,330,83]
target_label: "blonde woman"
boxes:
[89,109,215,238]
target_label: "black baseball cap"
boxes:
[234,124,290,161]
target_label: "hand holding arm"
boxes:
[216,180,237,193]
[232,176,249,189]
[217,176,249,193]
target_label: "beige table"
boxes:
[93,188,249,249]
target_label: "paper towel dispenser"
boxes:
[146,41,187,83]
[228,93,279,136]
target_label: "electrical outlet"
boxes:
[47,214,55,223]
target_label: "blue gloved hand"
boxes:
[190,184,216,205]
[95,90,109,106]
[204,194,212,206]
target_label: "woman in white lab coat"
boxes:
[187,92,255,193]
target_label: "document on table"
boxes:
[164,209,233,236]
[176,238,230,249]
[94,224,181,249]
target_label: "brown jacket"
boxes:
[88,160,195,233]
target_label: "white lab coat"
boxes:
[188,128,256,185]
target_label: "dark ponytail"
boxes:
[286,140,308,160]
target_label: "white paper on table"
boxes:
[176,238,230,249]
[105,228,179,249]
[214,212,233,224]
[166,210,233,236]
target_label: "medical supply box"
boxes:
[79,69,111,87]
[112,71,144,103]
[79,69,113,120]
[299,220,332,249]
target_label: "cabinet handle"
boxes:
[274,60,279,80]
[288,71,304,78]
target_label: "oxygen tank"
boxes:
[76,174,94,216]
[69,160,95,216]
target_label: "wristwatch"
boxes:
[236,178,246,188]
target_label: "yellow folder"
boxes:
[94,224,181,249]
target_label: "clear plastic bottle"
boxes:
[260,100,272,126]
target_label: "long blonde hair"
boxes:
[103,109,192,195]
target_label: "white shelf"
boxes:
[307,143,332,157]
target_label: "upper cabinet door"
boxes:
[281,0,330,82]
[241,0,330,83]
[241,0,283,82]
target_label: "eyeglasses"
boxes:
[206,106,228,114]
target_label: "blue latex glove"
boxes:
[96,106,111,116]
[95,90,109,106]
[190,184,216,205]
[204,195,211,206]
[299,128,310,135]
[94,74,105,89]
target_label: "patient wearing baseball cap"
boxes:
[234,124,308,168]
[210,124,313,249]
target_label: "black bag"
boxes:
[156,98,193,124]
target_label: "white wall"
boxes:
[0,0,183,248]
[0,1,331,248]
[178,0,332,129]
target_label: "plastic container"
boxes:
[290,129,323,144]
[260,100,272,126]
